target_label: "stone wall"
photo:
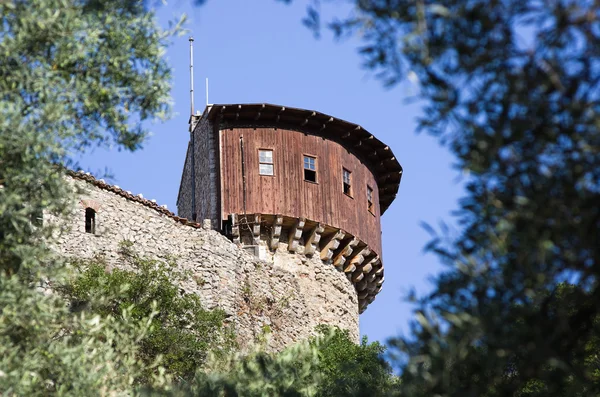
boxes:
[176,115,220,229]
[176,143,193,221]
[54,174,359,351]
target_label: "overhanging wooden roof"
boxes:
[205,103,402,214]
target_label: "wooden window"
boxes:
[258,149,274,176]
[85,208,96,234]
[367,186,374,214]
[303,155,317,183]
[343,168,352,196]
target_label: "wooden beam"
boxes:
[301,111,316,126]
[319,117,334,132]
[378,157,397,168]
[254,105,265,121]
[251,214,261,245]
[358,255,379,275]
[344,246,371,277]
[332,237,359,270]
[348,246,370,267]
[276,106,285,122]
[377,170,401,185]
[230,214,240,244]
[343,261,356,275]
[351,269,364,283]
[378,145,390,154]
[287,217,305,253]
[365,271,378,283]
[319,230,345,262]
[304,223,324,256]
[356,278,369,291]
[269,214,283,250]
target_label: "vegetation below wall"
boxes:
[60,241,236,384]
[2,241,396,395]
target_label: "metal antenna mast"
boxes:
[189,36,195,117]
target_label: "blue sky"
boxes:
[80,0,464,344]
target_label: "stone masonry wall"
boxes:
[176,143,193,220]
[55,175,359,351]
[176,115,219,229]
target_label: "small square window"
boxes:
[343,168,352,196]
[259,163,274,175]
[367,186,374,213]
[303,155,317,183]
[259,150,274,176]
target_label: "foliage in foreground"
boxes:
[309,325,397,397]
[0,273,166,395]
[287,0,600,395]
[60,243,236,384]
[0,0,178,394]
[158,339,321,397]
[146,325,393,397]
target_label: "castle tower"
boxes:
[177,103,402,313]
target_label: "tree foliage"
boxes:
[1,0,177,274]
[160,340,322,397]
[146,325,393,397]
[291,0,600,395]
[0,0,179,394]
[61,243,236,384]
[514,283,600,396]
[0,269,167,396]
[309,325,397,397]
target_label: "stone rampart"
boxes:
[53,172,359,350]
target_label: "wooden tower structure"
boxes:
[177,103,402,312]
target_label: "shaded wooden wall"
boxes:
[220,127,382,255]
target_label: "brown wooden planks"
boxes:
[220,127,382,255]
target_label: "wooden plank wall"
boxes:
[220,127,382,255]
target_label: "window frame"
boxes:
[258,148,275,176]
[367,185,375,215]
[342,168,353,197]
[303,154,318,183]
[85,207,96,234]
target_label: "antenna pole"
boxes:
[206,77,209,106]
[189,37,194,117]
